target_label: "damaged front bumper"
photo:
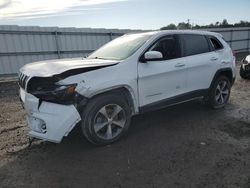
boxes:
[20,88,81,143]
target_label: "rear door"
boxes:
[138,35,187,107]
[180,34,221,92]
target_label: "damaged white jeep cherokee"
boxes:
[19,30,236,145]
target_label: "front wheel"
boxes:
[208,76,231,109]
[81,93,131,145]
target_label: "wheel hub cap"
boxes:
[93,104,126,140]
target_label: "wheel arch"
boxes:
[88,85,139,115]
[209,68,234,89]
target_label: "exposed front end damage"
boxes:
[19,73,85,143]
[18,58,123,143]
[20,85,81,143]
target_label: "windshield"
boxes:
[87,33,152,60]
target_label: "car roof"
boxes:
[127,30,222,38]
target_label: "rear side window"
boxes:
[181,34,210,56]
[209,37,223,50]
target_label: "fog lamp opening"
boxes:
[28,117,47,134]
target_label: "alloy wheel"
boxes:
[93,104,126,140]
[215,80,229,105]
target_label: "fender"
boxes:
[209,68,234,90]
[76,83,139,114]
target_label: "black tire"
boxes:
[208,75,231,109]
[81,92,131,145]
[240,66,248,79]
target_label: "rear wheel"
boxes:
[208,76,231,109]
[81,93,131,145]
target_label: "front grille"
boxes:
[18,72,29,90]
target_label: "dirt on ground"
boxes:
[0,65,250,188]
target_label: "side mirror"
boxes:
[143,51,163,62]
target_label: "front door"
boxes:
[138,35,187,107]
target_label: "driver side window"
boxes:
[149,36,179,60]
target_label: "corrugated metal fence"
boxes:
[0,25,250,75]
[0,25,142,75]
[206,27,250,52]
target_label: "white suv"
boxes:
[19,30,236,145]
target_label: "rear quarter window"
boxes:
[208,36,224,50]
[181,34,210,56]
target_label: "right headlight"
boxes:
[31,84,77,104]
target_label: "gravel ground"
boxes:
[0,64,250,188]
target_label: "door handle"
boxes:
[210,57,218,61]
[175,63,185,67]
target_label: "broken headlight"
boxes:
[31,84,77,104]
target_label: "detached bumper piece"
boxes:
[20,88,81,143]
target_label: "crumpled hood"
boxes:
[20,58,119,77]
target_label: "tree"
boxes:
[177,22,191,29]
[222,19,229,26]
[160,23,177,30]
[193,24,201,29]
[221,19,233,28]
[234,20,250,27]
[160,19,250,30]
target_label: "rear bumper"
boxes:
[20,88,81,143]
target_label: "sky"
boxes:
[0,0,249,30]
